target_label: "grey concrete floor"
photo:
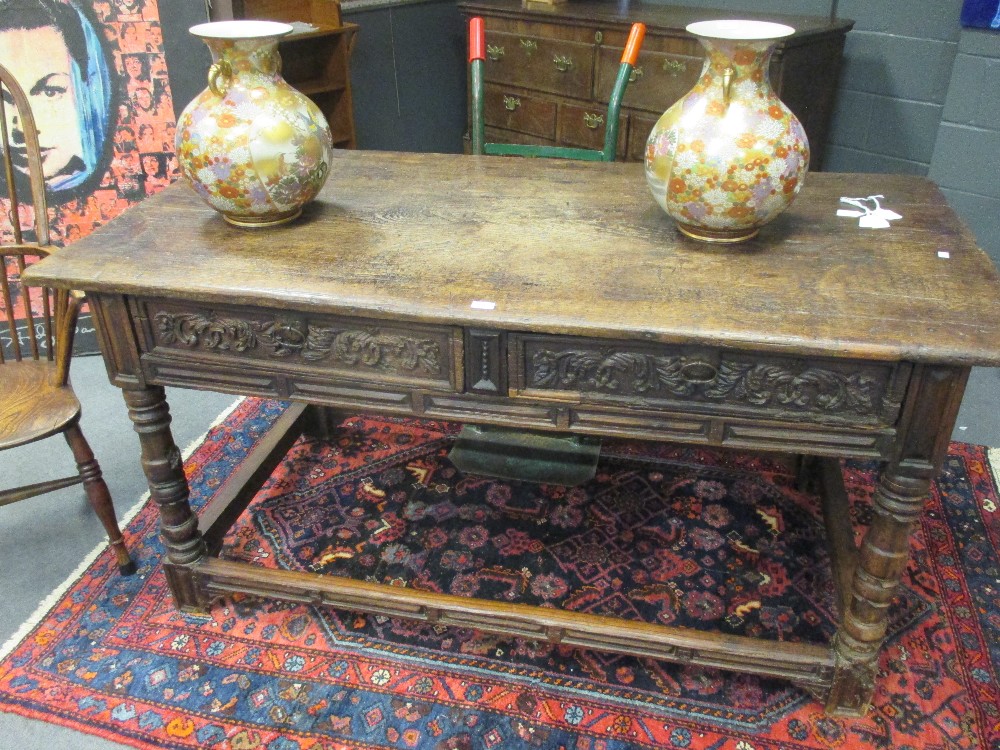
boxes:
[1,356,999,749]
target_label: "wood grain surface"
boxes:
[25,150,1000,365]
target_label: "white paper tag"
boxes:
[859,214,891,229]
[470,300,496,310]
[938,251,950,259]
[838,195,902,230]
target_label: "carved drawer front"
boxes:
[558,103,626,155]
[626,113,659,162]
[596,47,702,114]
[141,301,461,391]
[509,334,907,427]
[484,31,595,100]
[483,84,557,139]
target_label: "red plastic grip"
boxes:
[621,22,646,65]
[469,17,486,62]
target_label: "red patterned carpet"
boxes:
[1,398,998,749]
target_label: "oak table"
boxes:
[25,150,1000,715]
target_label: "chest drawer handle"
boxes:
[583,112,604,129]
[503,95,521,111]
[663,59,687,76]
[553,54,574,72]
[629,65,644,83]
[519,38,537,54]
[487,44,505,61]
[680,359,718,383]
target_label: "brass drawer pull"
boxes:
[503,95,520,111]
[663,59,687,75]
[553,54,574,72]
[519,38,537,54]
[487,44,504,61]
[595,30,603,44]
[629,65,644,83]
[680,359,718,383]
[583,112,604,129]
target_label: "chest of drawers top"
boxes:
[458,0,853,167]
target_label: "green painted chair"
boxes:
[468,17,646,161]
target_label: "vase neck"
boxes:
[203,37,283,82]
[699,37,777,89]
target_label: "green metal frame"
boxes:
[470,51,637,162]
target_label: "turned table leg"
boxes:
[826,464,929,714]
[123,384,208,611]
[826,364,968,714]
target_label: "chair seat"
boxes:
[0,360,81,449]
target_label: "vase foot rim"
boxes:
[223,208,302,228]
[676,222,759,244]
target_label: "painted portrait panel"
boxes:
[0,0,181,355]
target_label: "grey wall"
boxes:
[929,29,1000,267]
[827,0,961,175]
[161,0,213,115]
[343,0,467,153]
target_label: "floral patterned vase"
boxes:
[176,20,333,227]
[645,20,809,243]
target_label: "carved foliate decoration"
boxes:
[154,312,441,375]
[530,349,880,416]
[156,312,259,352]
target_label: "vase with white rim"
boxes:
[644,19,809,243]
[175,20,333,227]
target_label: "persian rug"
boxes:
[1,398,999,750]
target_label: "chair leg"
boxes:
[64,422,137,576]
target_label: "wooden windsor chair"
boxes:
[0,64,135,575]
[468,17,646,161]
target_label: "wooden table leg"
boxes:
[826,363,967,714]
[123,384,208,611]
[826,463,928,715]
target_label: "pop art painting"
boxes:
[0,0,181,355]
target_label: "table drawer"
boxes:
[483,84,557,139]
[596,47,702,114]
[485,31,595,100]
[138,300,462,392]
[509,334,906,427]
[557,102,626,155]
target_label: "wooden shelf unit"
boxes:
[212,0,359,149]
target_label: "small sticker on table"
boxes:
[471,300,496,310]
[938,251,950,259]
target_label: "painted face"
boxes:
[124,55,143,78]
[0,25,86,186]
[134,87,153,110]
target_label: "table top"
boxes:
[26,150,1000,366]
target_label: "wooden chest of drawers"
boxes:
[458,0,853,168]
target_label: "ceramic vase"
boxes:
[644,20,809,243]
[175,20,333,227]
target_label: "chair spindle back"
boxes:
[0,64,66,370]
